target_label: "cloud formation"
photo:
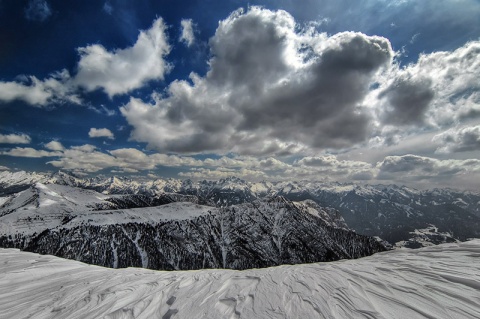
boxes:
[377,154,480,181]
[0,134,31,144]
[1,147,60,158]
[47,145,204,174]
[180,19,195,47]
[44,141,65,151]
[88,128,115,139]
[0,71,80,106]
[2,139,479,189]
[122,7,393,155]
[372,41,480,129]
[74,18,171,97]
[0,17,170,106]
[433,126,480,153]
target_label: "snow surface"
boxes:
[0,183,215,237]
[0,183,111,237]
[0,196,9,207]
[66,202,215,227]
[1,240,479,319]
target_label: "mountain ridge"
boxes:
[2,170,479,243]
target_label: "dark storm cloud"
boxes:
[235,32,391,148]
[25,0,51,22]
[121,7,393,154]
[380,75,434,125]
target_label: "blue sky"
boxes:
[1,0,480,189]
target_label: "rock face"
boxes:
[0,183,385,270]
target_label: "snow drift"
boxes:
[1,240,479,319]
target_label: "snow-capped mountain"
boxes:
[0,182,383,270]
[1,240,479,319]
[1,170,479,245]
[304,183,480,243]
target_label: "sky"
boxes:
[0,0,480,190]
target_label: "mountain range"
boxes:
[2,170,479,245]
[0,173,385,270]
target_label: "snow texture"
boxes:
[0,240,479,319]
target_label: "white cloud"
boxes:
[88,128,114,139]
[73,17,171,97]
[0,133,31,144]
[121,7,393,155]
[370,41,480,129]
[0,17,170,107]
[44,140,65,151]
[1,147,60,158]
[2,140,478,188]
[180,19,195,47]
[0,70,80,106]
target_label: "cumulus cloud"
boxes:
[433,126,480,153]
[46,145,204,174]
[88,128,115,139]
[180,19,195,47]
[73,18,171,97]
[2,139,479,188]
[371,40,480,129]
[0,133,31,144]
[0,70,80,106]
[44,140,65,151]
[121,7,393,155]
[0,17,170,107]
[25,0,52,22]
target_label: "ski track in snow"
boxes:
[0,241,479,319]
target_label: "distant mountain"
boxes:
[1,170,479,244]
[0,182,383,270]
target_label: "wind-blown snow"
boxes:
[1,240,479,319]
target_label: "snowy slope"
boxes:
[0,183,111,237]
[1,240,479,319]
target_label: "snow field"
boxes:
[0,240,479,319]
